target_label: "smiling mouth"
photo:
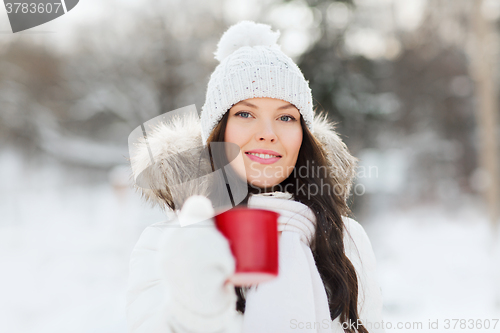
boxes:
[245,152,282,159]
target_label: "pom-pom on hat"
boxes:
[200,20,314,144]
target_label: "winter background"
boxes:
[1,0,500,332]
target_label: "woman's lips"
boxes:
[245,152,281,164]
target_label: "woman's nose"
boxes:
[255,121,277,142]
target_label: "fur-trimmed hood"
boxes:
[129,106,358,212]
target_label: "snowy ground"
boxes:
[364,202,500,332]
[0,148,167,333]
[1,148,499,333]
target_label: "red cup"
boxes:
[215,207,279,286]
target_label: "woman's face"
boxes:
[225,97,303,189]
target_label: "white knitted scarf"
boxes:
[242,192,332,333]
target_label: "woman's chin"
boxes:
[247,178,281,190]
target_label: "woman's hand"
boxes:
[159,196,241,333]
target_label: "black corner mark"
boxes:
[4,0,80,33]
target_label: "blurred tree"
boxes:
[296,0,486,214]
[469,0,499,230]
[0,0,229,169]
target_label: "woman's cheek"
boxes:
[282,129,303,157]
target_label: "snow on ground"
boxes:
[0,148,167,333]
[364,201,500,332]
[1,148,499,332]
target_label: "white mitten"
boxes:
[159,196,242,333]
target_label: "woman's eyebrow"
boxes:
[277,103,296,110]
[233,101,296,110]
[235,101,258,108]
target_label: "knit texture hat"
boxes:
[200,21,314,144]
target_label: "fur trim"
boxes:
[130,111,358,212]
[311,112,359,201]
[129,110,211,212]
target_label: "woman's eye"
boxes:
[236,111,251,118]
[279,115,295,122]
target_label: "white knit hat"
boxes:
[200,20,314,144]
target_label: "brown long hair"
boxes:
[206,111,369,333]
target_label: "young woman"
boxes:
[126,21,385,333]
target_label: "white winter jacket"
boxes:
[126,205,385,332]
